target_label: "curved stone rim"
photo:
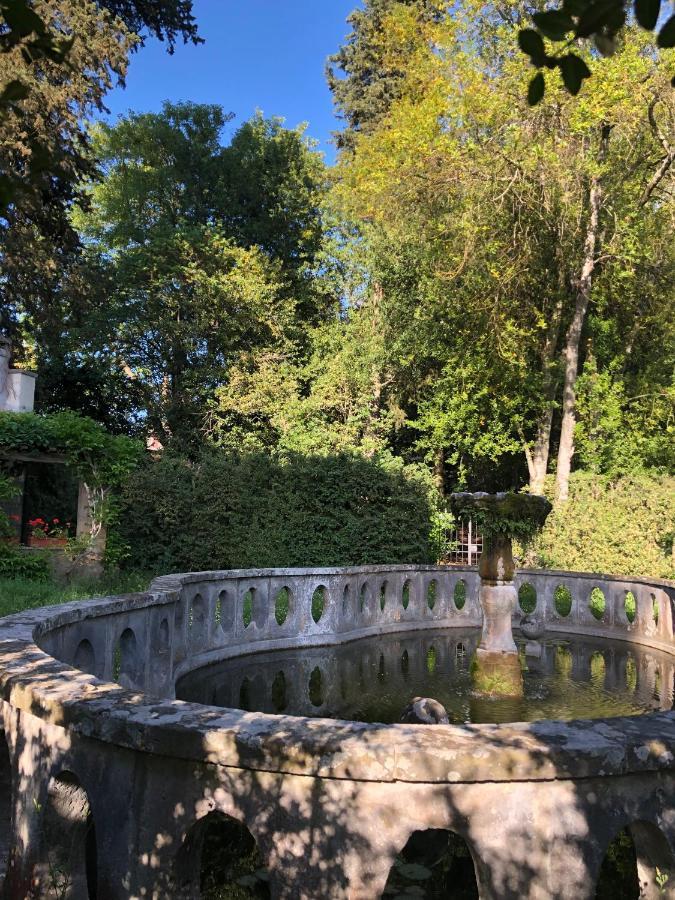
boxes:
[0,565,673,786]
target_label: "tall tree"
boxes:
[331,0,674,495]
[327,0,445,150]
[0,0,201,347]
[59,104,333,444]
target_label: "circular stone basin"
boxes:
[176,627,673,725]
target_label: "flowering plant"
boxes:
[28,517,72,539]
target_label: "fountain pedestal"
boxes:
[450,492,552,698]
[472,534,523,696]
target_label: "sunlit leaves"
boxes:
[519,0,673,102]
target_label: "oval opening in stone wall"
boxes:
[311,586,326,624]
[518,583,537,614]
[589,587,606,621]
[275,587,290,627]
[454,580,466,611]
[554,585,572,617]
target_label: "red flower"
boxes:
[53,518,60,524]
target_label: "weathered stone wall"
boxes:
[0,565,674,898]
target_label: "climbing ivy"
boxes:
[0,411,141,562]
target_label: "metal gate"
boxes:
[445,518,483,566]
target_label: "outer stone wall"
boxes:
[0,565,674,898]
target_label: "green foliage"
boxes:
[450,492,552,547]
[0,411,140,486]
[0,570,149,616]
[589,587,607,620]
[625,590,636,623]
[327,0,445,151]
[0,545,48,580]
[595,828,640,899]
[454,580,466,610]
[575,354,675,477]
[554,585,573,617]
[529,473,675,579]
[311,586,326,623]
[242,590,253,628]
[520,0,675,104]
[115,450,436,572]
[63,104,332,444]
[518,582,537,614]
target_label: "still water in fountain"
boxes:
[176,628,674,724]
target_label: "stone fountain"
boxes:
[450,492,552,696]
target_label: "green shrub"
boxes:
[518,582,537,614]
[554,585,572,617]
[454,579,466,610]
[528,473,675,579]
[115,450,435,572]
[624,591,636,623]
[0,546,49,581]
[589,587,606,620]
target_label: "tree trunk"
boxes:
[433,448,445,496]
[528,295,565,494]
[525,239,566,495]
[555,125,611,502]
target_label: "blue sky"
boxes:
[101,0,359,164]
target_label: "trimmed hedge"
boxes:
[528,473,675,580]
[115,450,436,572]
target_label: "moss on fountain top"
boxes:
[449,491,552,545]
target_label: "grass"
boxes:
[0,571,153,618]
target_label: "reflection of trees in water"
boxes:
[177,629,671,726]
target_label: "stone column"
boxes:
[472,535,523,696]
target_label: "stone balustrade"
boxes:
[0,565,673,898]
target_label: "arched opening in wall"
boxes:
[359,583,370,615]
[190,594,207,645]
[73,639,96,675]
[116,627,139,688]
[454,580,466,610]
[271,670,287,712]
[427,580,437,611]
[595,827,641,899]
[402,580,411,610]
[38,771,97,899]
[158,618,170,654]
[0,730,12,887]
[383,828,479,898]
[175,811,270,899]
[380,581,387,612]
